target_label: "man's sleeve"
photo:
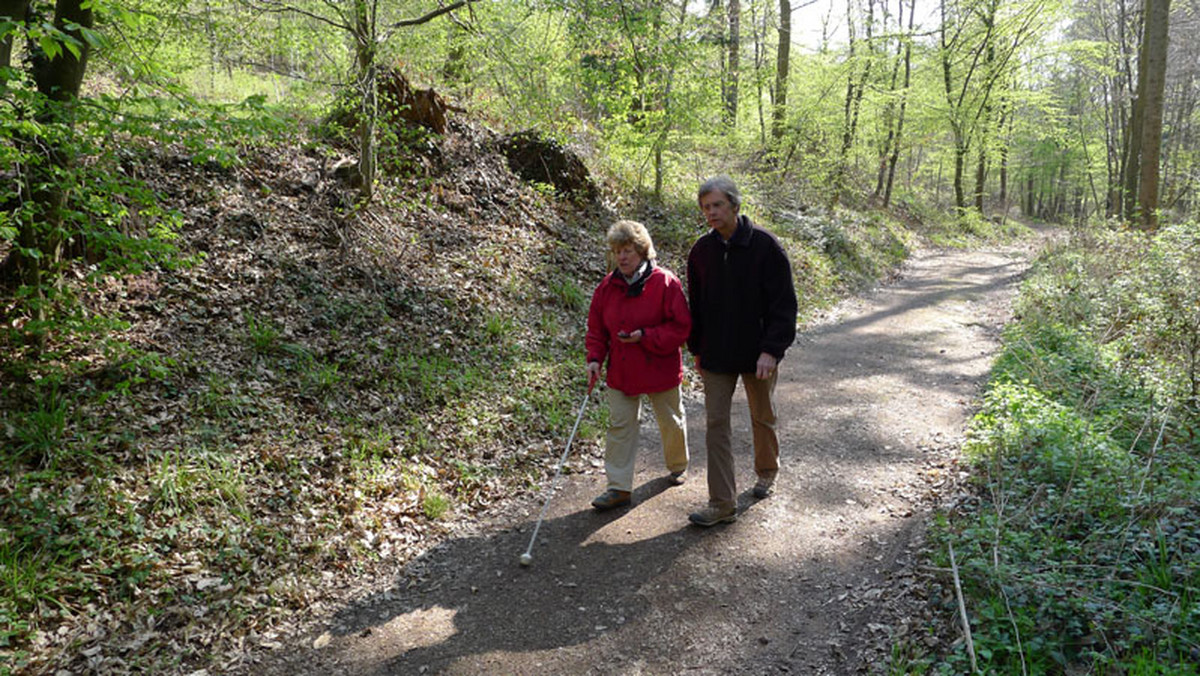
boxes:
[760,241,797,359]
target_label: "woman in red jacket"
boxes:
[585,220,692,510]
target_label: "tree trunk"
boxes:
[1101,0,1130,217]
[0,0,30,73]
[973,142,987,213]
[875,0,905,198]
[883,0,916,208]
[1135,0,1170,231]
[1053,160,1068,221]
[1121,15,1147,221]
[752,1,766,144]
[14,0,93,347]
[953,137,968,213]
[352,0,377,201]
[772,0,791,140]
[724,0,740,127]
[833,0,872,206]
[998,103,1012,209]
[652,0,689,200]
[939,0,968,212]
[1029,173,1037,217]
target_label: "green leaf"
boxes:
[38,35,62,60]
[62,39,82,60]
[0,20,20,40]
[76,26,106,49]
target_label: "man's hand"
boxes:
[755,352,777,380]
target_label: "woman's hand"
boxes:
[616,329,644,344]
[587,361,602,390]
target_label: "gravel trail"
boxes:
[255,241,1037,675]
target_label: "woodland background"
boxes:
[1,0,1198,673]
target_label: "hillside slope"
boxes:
[3,119,625,674]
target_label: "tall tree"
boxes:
[833,0,874,206]
[1133,0,1171,229]
[7,0,94,346]
[724,0,741,126]
[1120,3,1146,219]
[882,0,916,207]
[772,0,791,139]
[0,0,31,73]
[939,0,1046,214]
[875,0,907,198]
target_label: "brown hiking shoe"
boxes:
[753,476,776,499]
[591,489,631,511]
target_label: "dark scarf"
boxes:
[620,259,654,297]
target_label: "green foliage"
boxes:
[4,379,70,470]
[1,1,1079,671]
[1014,223,1200,414]
[245,313,282,354]
[967,379,1132,488]
[929,225,1200,673]
[548,277,586,311]
[776,206,913,290]
[151,446,249,518]
[421,492,451,520]
[484,312,516,339]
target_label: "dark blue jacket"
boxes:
[686,215,797,374]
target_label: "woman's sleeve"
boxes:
[685,249,703,357]
[585,283,610,363]
[642,275,691,356]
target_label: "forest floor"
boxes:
[249,233,1047,675]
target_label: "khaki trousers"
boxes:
[604,386,689,492]
[700,369,780,507]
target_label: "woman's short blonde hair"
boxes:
[606,220,656,266]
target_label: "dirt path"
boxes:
[254,242,1037,675]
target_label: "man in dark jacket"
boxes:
[685,176,798,526]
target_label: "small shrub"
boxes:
[245,314,281,354]
[6,380,70,469]
[422,492,451,520]
[485,313,515,339]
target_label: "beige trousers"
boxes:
[604,386,689,492]
[700,369,780,507]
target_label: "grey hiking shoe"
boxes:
[591,489,631,511]
[753,476,775,499]
[669,470,687,486]
[688,503,737,527]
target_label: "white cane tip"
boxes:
[519,553,532,566]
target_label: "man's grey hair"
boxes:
[698,175,741,209]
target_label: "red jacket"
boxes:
[586,262,691,396]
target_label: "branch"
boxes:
[948,542,979,674]
[241,0,350,32]
[390,0,480,28]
